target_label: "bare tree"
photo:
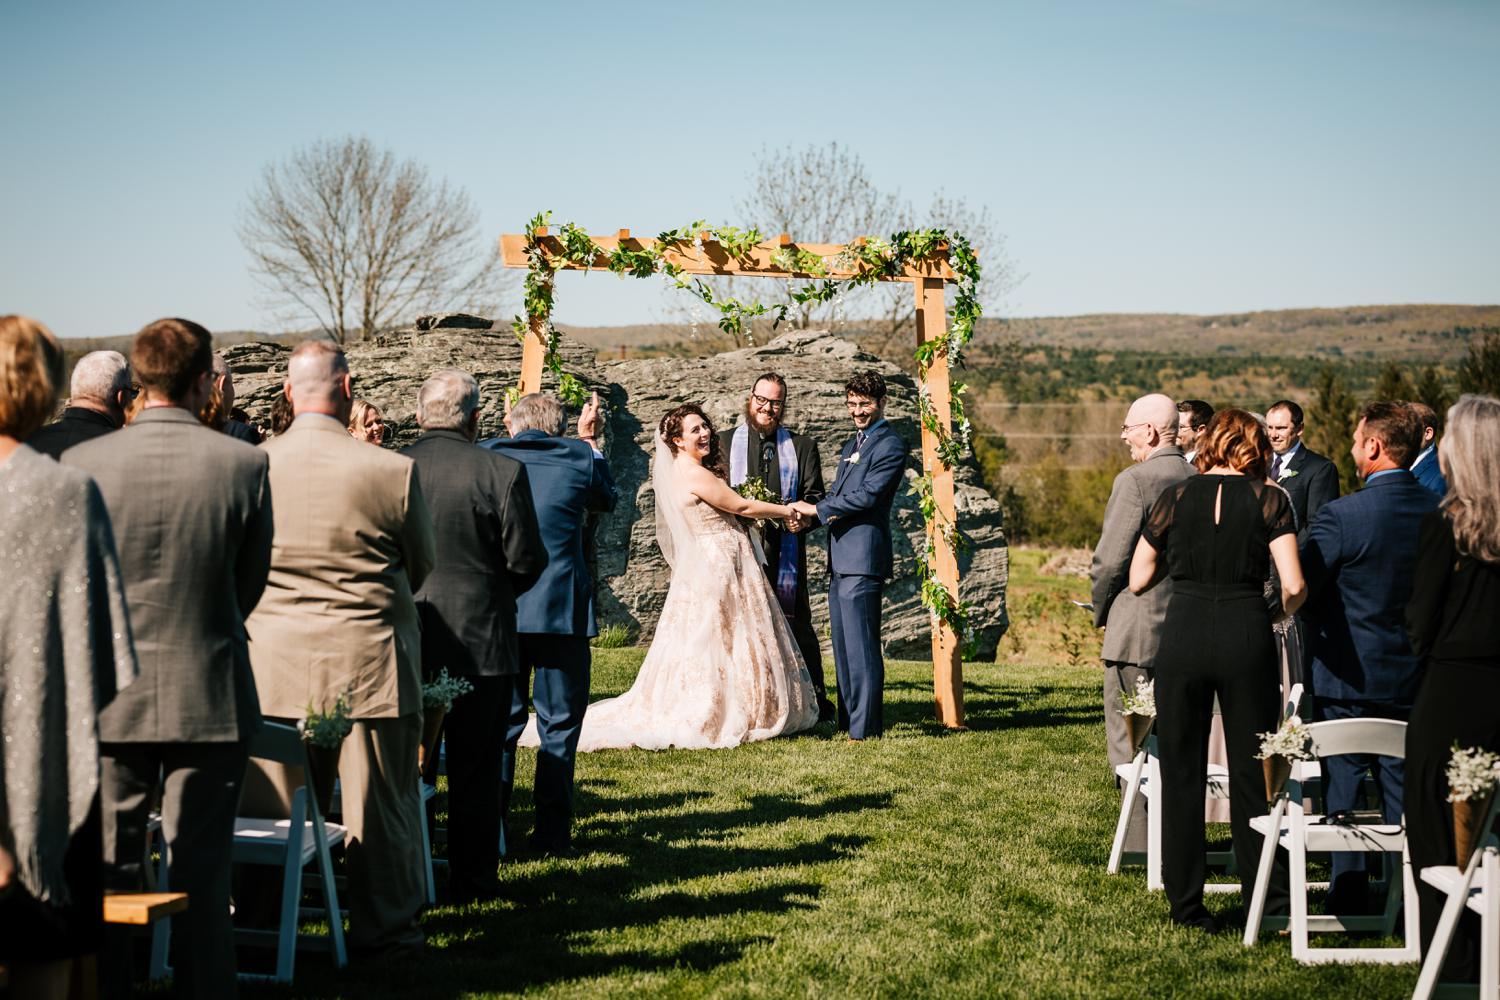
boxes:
[240,136,510,343]
[675,143,1020,358]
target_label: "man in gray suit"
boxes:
[65,318,273,998]
[1090,392,1194,849]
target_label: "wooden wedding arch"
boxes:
[500,226,968,728]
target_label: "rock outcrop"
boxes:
[224,321,1009,660]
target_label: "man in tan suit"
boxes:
[246,340,435,954]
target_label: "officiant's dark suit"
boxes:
[63,318,273,998]
[717,423,833,718]
[485,395,617,853]
[1274,444,1340,542]
[1299,403,1437,909]
[811,381,909,740]
[402,423,547,898]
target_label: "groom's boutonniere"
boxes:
[1279,469,1299,481]
[846,450,861,465]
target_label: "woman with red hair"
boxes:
[1128,408,1307,932]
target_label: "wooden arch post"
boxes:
[500,226,966,729]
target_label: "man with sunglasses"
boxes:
[718,372,836,723]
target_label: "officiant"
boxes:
[720,373,836,723]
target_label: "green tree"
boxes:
[1457,329,1500,396]
[1372,362,1415,402]
[1303,365,1359,494]
[1411,366,1454,427]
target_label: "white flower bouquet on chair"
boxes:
[1118,678,1156,752]
[1446,743,1500,868]
[1255,710,1312,806]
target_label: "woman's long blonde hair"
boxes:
[1440,394,1500,564]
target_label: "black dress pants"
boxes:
[1156,604,1287,924]
[444,674,513,897]
[1405,659,1500,984]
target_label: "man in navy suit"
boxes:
[791,371,909,740]
[486,391,618,855]
[1407,401,1447,497]
[1300,400,1438,911]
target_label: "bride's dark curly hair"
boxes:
[660,402,727,480]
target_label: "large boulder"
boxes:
[223,323,1009,660]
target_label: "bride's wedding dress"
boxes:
[523,435,819,751]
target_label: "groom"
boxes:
[719,372,836,722]
[792,371,909,740]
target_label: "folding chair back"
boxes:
[1306,717,1408,761]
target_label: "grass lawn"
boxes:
[241,553,1417,998]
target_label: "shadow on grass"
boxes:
[882,680,1102,733]
[259,788,891,998]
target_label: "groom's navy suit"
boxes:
[484,429,617,852]
[815,419,909,739]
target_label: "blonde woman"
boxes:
[349,398,386,445]
[1404,393,1500,984]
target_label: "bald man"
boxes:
[30,349,133,458]
[246,340,435,954]
[1090,393,1195,849]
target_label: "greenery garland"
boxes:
[511,211,982,651]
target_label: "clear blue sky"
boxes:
[3,0,1497,338]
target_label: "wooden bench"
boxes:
[103,891,188,925]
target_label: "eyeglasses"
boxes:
[128,383,143,398]
[751,393,785,411]
[1120,421,1150,434]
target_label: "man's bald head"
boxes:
[1120,392,1179,462]
[69,350,132,425]
[285,340,352,422]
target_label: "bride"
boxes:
[531,402,819,751]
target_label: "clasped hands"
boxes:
[783,500,819,533]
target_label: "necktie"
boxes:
[856,430,867,453]
[1271,454,1283,479]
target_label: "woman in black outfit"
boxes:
[1128,408,1307,931]
[1404,393,1500,983]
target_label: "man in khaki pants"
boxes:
[247,340,435,954]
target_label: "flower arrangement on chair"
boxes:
[419,668,475,775]
[299,692,354,813]
[1255,709,1313,806]
[1117,678,1156,753]
[1446,743,1500,868]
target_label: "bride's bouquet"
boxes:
[735,476,778,524]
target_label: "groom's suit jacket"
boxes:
[814,420,909,580]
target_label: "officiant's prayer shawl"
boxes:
[729,425,799,613]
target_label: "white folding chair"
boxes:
[1108,684,1309,891]
[1243,716,1420,964]
[232,722,348,983]
[1412,790,1500,1000]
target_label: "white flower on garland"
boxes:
[1446,743,1500,804]
[422,668,475,712]
[1255,714,1313,761]
[1118,678,1155,717]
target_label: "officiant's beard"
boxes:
[745,400,783,437]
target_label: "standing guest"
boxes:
[1407,401,1447,498]
[1265,399,1340,539]
[27,349,133,458]
[0,316,137,999]
[349,398,387,445]
[247,341,435,954]
[1404,394,1500,984]
[1128,408,1304,932]
[1089,392,1195,846]
[64,317,273,998]
[401,370,547,901]
[1176,399,1214,465]
[213,353,262,444]
[789,371,909,741]
[487,391,617,855]
[1300,400,1438,913]
[718,372,835,722]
